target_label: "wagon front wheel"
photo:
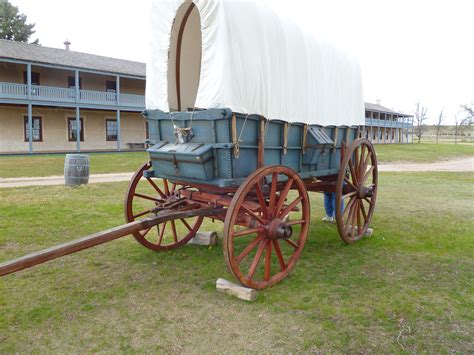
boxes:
[125,161,203,251]
[223,165,310,289]
[335,138,378,244]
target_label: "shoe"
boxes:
[322,215,334,223]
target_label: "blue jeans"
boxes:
[324,192,343,217]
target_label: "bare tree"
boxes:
[461,104,473,123]
[435,110,443,144]
[454,114,459,144]
[413,102,428,143]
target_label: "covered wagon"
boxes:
[1,0,378,290]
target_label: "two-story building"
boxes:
[0,39,146,154]
[363,101,413,144]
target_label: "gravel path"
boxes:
[378,157,474,172]
[1,157,472,188]
[0,172,133,188]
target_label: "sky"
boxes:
[9,0,474,124]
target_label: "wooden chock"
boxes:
[216,278,258,301]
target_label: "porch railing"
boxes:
[0,82,145,109]
[365,118,413,128]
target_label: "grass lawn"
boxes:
[375,143,474,164]
[1,172,472,352]
[0,152,148,178]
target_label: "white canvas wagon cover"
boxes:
[146,0,364,126]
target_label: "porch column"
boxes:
[116,75,121,151]
[27,64,33,153]
[401,119,404,143]
[76,107,81,152]
[75,70,81,152]
[27,104,33,153]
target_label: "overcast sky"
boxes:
[10,0,474,123]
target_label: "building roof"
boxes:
[0,39,145,78]
[365,102,412,117]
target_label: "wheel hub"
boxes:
[357,185,373,199]
[267,218,293,240]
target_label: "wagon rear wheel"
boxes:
[335,138,378,244]
[125,162,203,251]
[223,165,310,289]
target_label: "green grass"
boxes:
[1,172,473,352]
[375,143,474,164]
[0,152,148,178]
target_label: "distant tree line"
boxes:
[413,103,473,144]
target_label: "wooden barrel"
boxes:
[64,154,90,186]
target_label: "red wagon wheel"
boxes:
[335,138,378,244]
[223,165,310,289]
[125,161,203,251]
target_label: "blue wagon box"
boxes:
[143,108,360,187]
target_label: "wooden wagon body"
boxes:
[144,108,359,187]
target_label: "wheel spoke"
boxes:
[264,241,272,281]
[134,193,162,203]
[140,226,153,238]
[356,201,362,235]
[272,240,286,271]
[360,200,368,222]
[350,200,358,237]
[285,219,306,226]
[233,226,265,238]
[284,238,299,249]
[133,209,153,219]
[363,197,374,206]
[342,196,357,219]
[358,145,366,178]
[180,218,192,231]
[171,182,177,194]
[268,172,278,215]
[348,160,359,186]
[146,177,166,199]
[354,147,360,181]
[246,239,267,280]
[343,201,357,236]
[344,177,357,191]
[361,165,375,185]
[255,182,269,219]
[342,191,357,200]
[275,178,294,216]
[240,204,266,225]
[163,179,170,195]
[279,195,303,219]
[170,220,178,243]
[236,234,264,263]
[157,221,167,245]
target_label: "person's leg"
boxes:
[323,192,334,220]
[330,192,337,217]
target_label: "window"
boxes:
[68,76,82,89]
[105,119,118,141]
[106,80,117,93]
[68,117,84,141]
[23,116,42,142]
[145,121,149,140]
[23,71,40,85]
